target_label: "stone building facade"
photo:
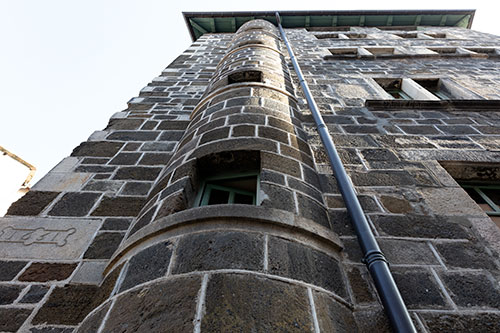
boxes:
[1,10,499,332]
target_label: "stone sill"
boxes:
[105,205,343,275]
[364,99,500,111]
[324,54,500,61]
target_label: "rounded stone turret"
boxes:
[77,19,352,332]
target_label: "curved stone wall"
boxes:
[78,19,353,332]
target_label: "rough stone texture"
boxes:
[18,262,78,282]
[203,273,313,332]
[0,308,32,332]
[76,302,110,333]
[268,236,346,297]
[48,192,101,216]
[20,285,50,303]
[420,313,500,332]
[0,261,27,281]
[440,272,500,308]
[120,241,173,292]
[314,291,359,332]
[91,196,147,216]
[113,166,162,181]
[32,263,122,325]
[83,232,125,259]
[435,242,497,269]
[6,191,60,216]
[101,276,200,333]
[0,285,23,305]
[392,268,448,309]
[71,141,124,157]
[173,231,263,274]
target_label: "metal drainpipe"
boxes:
[275,12,416,333]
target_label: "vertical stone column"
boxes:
[77,19,355,332]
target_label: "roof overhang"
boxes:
[183,10,475,41]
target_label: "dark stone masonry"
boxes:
[1,9,499,332]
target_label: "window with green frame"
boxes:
[460,183,500,228]
[196,172,259,206]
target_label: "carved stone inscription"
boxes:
[0,217,101,260]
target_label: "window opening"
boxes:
[413,79,452,100]
[429,48,457,54]
[460,183,500,228]
[365,47,395,56]
[197,173,259,206]
[228,71,263,84]
[394,33,418,38]
[425,33,446,38]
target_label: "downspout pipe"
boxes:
[275,12,416,333]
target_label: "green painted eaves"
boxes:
[183,10,475,41]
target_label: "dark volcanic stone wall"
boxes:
[1,19,500,333]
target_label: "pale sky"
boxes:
[1,0,499,184]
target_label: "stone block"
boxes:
[436,125,480,135]
[157,120,190,130]
[372,214,472,239]
[91,197,146,216]
[435,242,497,269]
[172,231,263,274]
[202,273,312,332]
[398,125,440,135]
[76,302,110,333]
[19,285,49,303]
[329,210,355,236]
[350,170,415,186]
[48,192,101,217]
[106,131,160,141]
[6,191,60,216]
[32,263,122,325]
[261,152,301,178]
[379,239,439,265]
[83,232,125,259]
[231,124,255,137]
[155,191,187,220]
[346,265,376,304]
[199,127,230,144]
[159,131,184,141]
[102,276,201,332]
[360,148,399,161]
[71,261,107,285]
[106,118,144,130]
[296,193,330,228]
[268,236,346,297]
[258,126,289,144]
[71,141,124,157]
[380,195,413,213]
[138,153,172,165]
[119,241,173,292]
[33,172,92,192]
[101,218,131,230]
[0,285,23,305]
[419,187,484,216]
[83,180,123,192]
[314,291,358,332]
[440,272,500,308]
[260,170,285,185]
[0,261,28,281]
[331,134,379,148]
[259,183,296,212]
[420,313,500,332]
[0,308,32,332]
[354,308,390,333]
[113,166,162,181]
[121,182,152,196]
[140,142,176,151]
[109,152,141,165]
[342,125,383,134]
[392,268,448,309]
[19,263,77,282]
[0,217,101,260]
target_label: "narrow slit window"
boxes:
[228,71,263,84]
[198,173,259,206]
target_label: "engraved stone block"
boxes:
[0,217,101,260]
